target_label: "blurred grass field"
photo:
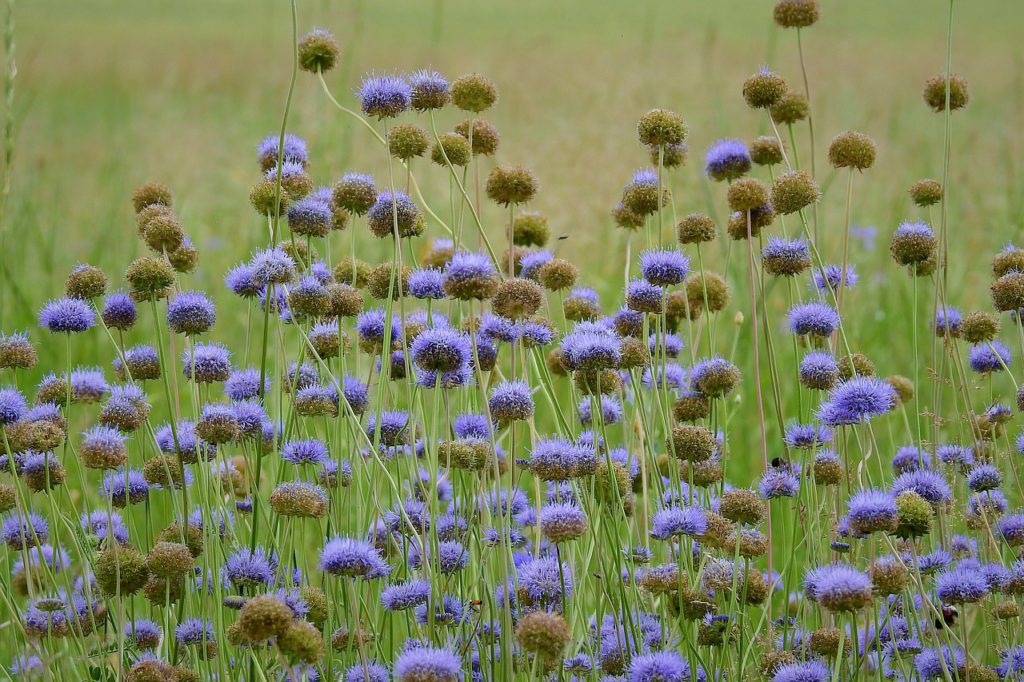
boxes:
[3,0,1024,472]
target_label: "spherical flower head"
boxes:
[281,438,329,466]
[3,511,48,549]
[1000,513,1024,547]
[165,291,215,336]
[561,324,621,372]
[812,264,857,293]
[640,249,690,286]
[759,468,800,499]
[704,139,751,182]
[965,463,1001,494]
[407,268,445,300]
[828,130,876,170]
[394,646,461,682]
[258,133,307,171]
[783,422,830,449]
[286,195,333,238]
[356,308,402,347]
[628,651,691,682]
[515,555,573,608]
[366,410,412,448]
[804,563,872,612]
[847,489,897,534]
[528,436,596,481]
[381,578,431,611]
[690,356,741,398]
[222,546,277,588]
[771,661,829,682]
[773,0,819,27]
[743,67,787,109]
[451,72,497,113]
[410,327,471,373]
[771,170,820,215]
[224,367,269,401]
[637,108,687,147]
[339,376,369,416]
[890,470,951,504]
[358,73,411,119]
[759,237,811,278]
[817,376,896,426]
[969,341,1011,374]
[626,278,664,314]
[175,617,214,646]
[182,342,231,383]
[297,28,339,73]
[250,247,296,286]
[39,297,95,334]
[96,291,137,331]
[443,251,498,300]
[409,69,449,110]
[321,536,389,578]
[650,505,707,540]
[889,221,937,268]
[578,394,623,426]
[488,379,534,424]
[539,502,588,543]
[0,386,26,426]
[932,306,962,338]
[915,646,965,681]
[486,165,538,206]
[332,172,378,216]
[367,190,423,239]
[934,566,988,605]
[788,302,839,338]
[923,73,969,112]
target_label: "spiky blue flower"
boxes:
[788,302,839,337]
[39,297,94,333]
[969,341,1011,373]
[640,249,690,286]
[705,139,751,182]
[650,505,707,540]
[817,377,897,426]
[358,74,411,119]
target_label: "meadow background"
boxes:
[2,0,1023,483]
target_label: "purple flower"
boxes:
[356,308,402,345]
[488,379,534,423]
[935,566,988,604]
[812,264,857,293]
[408,268,446,299]
[101,291,137,329]
[80,509,129,544]
[282,438,329,465]
[444,250,495,282]
[650,505,707,540]
[933,306,962,336]
[410,328,472,373]
[629,651,691,682]
[39,297,95,333]
[705,139,751,182]
[788,302,839,337]
[890,470,951,504]
[321,537,390,579]
[394,646,461,682]
[999,513,1024,546]
[0,386,26,425]
[287,195,332,235]
[341,376,369,415]
[358,74,411,119]
[804,563,872,611]
[515,555,573,608]
[966,464,1002,492]
[783,422,830,449]
[250,247,295,285]
[181,342,231,383]
[892,445,931,473]
[2,511,48,549]
[528,437,597,481]
[381,578,431,611]
[626,278,664,312]
[101,469,149,506]
[969,341,1011,373]
[453,413,490,439]
[817,377,897,426]
[225,263,261,298]
[166,294,215,340]
[760,468,800,499]
[640,249,690,286]
[771,661,830,682]
[258,133,307,167]
[224,367,270,401]
[562,323,621,371]
[914,646,965,681]
[578,395,623,425]
[223,547,277,588]
[409,69,449,110]
[847,489,897,534]
[519,250,552,279]
[124,619,162,649]
[366,410,411,447]
[799,351,838,388]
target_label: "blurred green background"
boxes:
[3,0,1023,454]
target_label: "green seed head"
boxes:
[742,69,787,109]
[750,136,784,166]
[430,132,471,167]
[387,123,429,161]
[773,0,820,28]
[454,118,500,155]
[126,256,175,301]
[727,178,769,213]
[770,90,809,125]
[132,182,172,213]
[66,264,108,300]
[512,211,550,247]
[677,212,717,245]
[451,73,498,113]
[923,73,969,112]
[637,108,687,147]
[909,179,943,207]
[828,131,877,170]
[486,165,538,206]
[297,29,340,74]
[770,170,820,215]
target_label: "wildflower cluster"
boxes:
[2,3,1018,681]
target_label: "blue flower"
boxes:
[257,132,307,167]
[650,505,707,540]
[847,489,897,534]
[408,268,446,299]
[282,438,329,465]
[101,291,137,329]
[817,376,896,426]
[788,302,839,337]
[640,249,690,286]
[933,306,962,336]
[629,651,691,682]
[39,297,95,333]
[890,470,951,504]
[166,291,216,336]
[0,386,26,425]
[381,578,431,611]
[394,646,461,682]
[812,264,857,293]
[705,139,751,182]
[321,537,390,579]
[969,341,1011,373]
[358,74,412,119]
